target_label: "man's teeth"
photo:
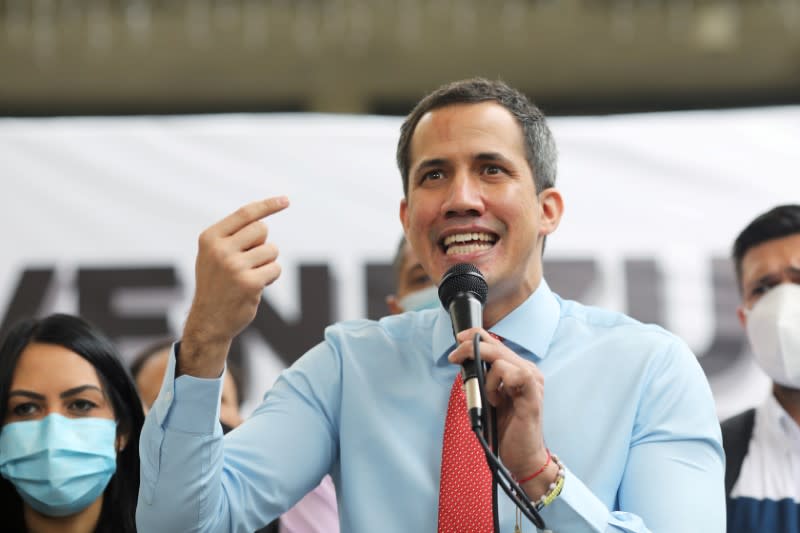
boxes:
[443,233,495,246]
[446,243,493,256]
[442,232,496,255]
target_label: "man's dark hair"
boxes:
[0,314,144,533]
[396,78,557,196]
[732,204,800,291]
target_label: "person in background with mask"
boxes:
[131,340,339,533]
[385,236,437,314]
[723,204,800,533]
[0,313,144,533]
[131,340,244,432]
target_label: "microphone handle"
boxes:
[448,294,484,427]
[447,293,483,339]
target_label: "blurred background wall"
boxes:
[1,0,799,116]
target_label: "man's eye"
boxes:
[750,286,765,298]
[412,274,431,286]
[421,170,443,182]
[750,282,774,299]
[482,165,505,176]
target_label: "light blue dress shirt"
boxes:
[137,280,725,532]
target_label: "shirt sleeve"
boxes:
[540,338,726,533]
[136,341,341,533]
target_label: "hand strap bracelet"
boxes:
[534,452,565,511]
[515,448,552,484]
[513,452,566,532]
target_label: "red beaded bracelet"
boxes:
[515,448,551,484]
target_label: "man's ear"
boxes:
[538,188,564,237]
[400,198,409,233]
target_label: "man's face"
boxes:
[400,101,561,321]
[386,242,435,315]
[737,233,800,325]
[396,242,433,300]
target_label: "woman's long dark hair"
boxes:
[0,314,145,533]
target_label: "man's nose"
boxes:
[441,172,484,217]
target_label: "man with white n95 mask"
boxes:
[722,204,800,533]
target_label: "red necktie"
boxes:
[437,372,493,532]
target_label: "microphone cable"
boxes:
[471,333,547,531]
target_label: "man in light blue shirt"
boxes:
[137,78,725,532]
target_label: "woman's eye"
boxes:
[11,403,39,417]
[70,399,98,413]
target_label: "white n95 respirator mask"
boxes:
[745,283,800,388]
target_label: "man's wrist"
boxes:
[518,456,561,502]
[178,327,231,379]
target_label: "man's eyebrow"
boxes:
[747,272,780,291]
[60,385,103,398]
[8,390,46,401]
[474,152,511,163]
[752,266,800,287]
[414,158,448,175]
[413,153,513,174]
[407,264,429,278]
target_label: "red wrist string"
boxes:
[515,448,551,484]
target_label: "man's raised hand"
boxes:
[180,196,289,378]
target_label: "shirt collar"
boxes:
[432,278,561,363]
[762,393,800,447]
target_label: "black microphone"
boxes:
[439,264,547,530]
[438,263,489,429]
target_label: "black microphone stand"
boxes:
[471,333,547,531]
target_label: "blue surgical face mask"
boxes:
[398,285,440,312]
[0,413,117,517]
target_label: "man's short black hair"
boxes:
[396,78,557,196]
[732,204,800,291]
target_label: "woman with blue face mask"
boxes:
[0,313,144,533]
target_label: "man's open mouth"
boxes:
[441,232,498,256]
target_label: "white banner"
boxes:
[1,107,798,420]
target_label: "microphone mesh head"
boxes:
[438,263,488,308]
